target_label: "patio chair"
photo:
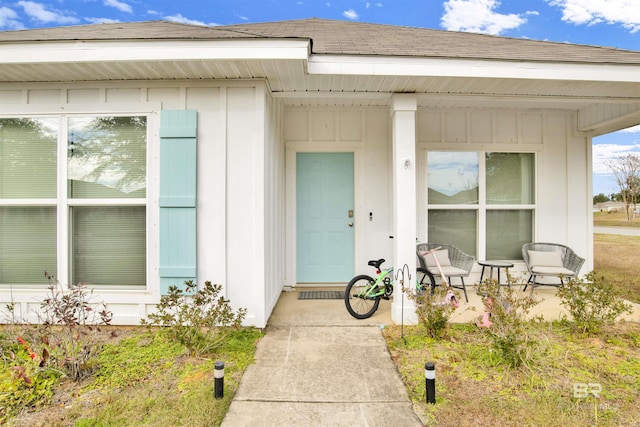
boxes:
[416,243,475,302]
[522,242,585,291]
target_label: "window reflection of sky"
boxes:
[37,117,59,139]
[427,152,479,196]
[67,116,146,194]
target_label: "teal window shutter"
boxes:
[159,110,197,294]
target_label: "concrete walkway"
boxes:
[221,289,423,427]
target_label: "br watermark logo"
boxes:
[573,383,602,399]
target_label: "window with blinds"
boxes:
[0,116,147,288]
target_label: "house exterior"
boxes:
[594,201,626,212]
[2,18,640,327]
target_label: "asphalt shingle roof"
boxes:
[2,18,640,64]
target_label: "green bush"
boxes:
[557,271,633,334]
[141,281,247,356]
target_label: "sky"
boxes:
[1,0,640,196]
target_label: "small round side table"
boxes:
[478,260,514,288]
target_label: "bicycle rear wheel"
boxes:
[344,274,380,319]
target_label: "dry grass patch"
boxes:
[594,233,640,304]
[594,210,640,228]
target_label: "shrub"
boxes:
[34,273,114,381]
[141,281,247,356]
[475,278,541,368]
[407,286,459,339]
[557,271,633,334]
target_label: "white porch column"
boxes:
[390,94,418,325]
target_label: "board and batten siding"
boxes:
[0,81,283,327]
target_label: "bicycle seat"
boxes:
[367,259,385,269]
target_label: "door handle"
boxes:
[348,222,354,227]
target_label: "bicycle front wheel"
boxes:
[344,274,380,319]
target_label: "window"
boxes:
[0,116,147,288]
[427,151,535,260]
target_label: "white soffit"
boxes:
[0,39,311,63]
[308,55,640,83]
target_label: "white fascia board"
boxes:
[0,39,310,64]
[308,55,640,83]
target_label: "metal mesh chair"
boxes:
[416,243,475,302]
[522,242,585,291]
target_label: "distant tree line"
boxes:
[593,192,623,204]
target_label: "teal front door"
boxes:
[296,152,354,283]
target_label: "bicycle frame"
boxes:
[358,266,394,299]
[357,263,428,300]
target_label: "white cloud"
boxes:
[343,9,359,20]
[548,0,640,32]
[104,0,133,14]
[17,1,79,24]
[619,124,640,133]
[592,143,640,174]
[0,6,24,29]
[441,0,527,35]
[163,13,219,26]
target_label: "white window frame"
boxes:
[423,150,537,261]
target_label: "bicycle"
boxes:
[344,258,436,319]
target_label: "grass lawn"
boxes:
[594,233,640,304]
[594,210,640,228]
[2,327,263,427]
[384,322,640,427]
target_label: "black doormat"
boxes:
[297,290,345,300]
